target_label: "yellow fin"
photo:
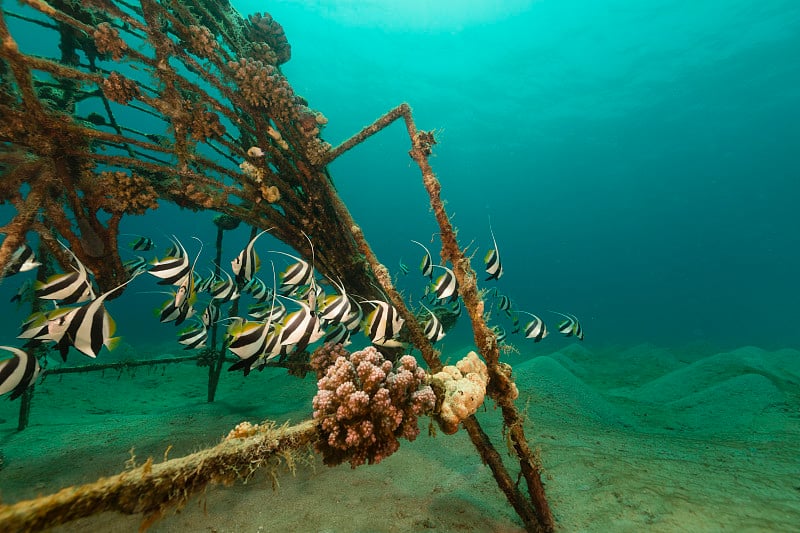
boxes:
[106,311,117,337]
[105,336,121,351]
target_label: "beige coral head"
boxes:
[226,421,259,440]
[260,184,281,203]
[430,351,488,435]
[266,125,282,141]
[247,146,265,158]
[457,351,488,378]
[239,160,264,183]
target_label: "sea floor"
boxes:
[1,343,798,532]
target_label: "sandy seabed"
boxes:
[1,342,798,532]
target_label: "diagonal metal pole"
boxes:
[324,104,555,533]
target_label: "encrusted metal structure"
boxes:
[0,0,368,297]
[0,2,554,531]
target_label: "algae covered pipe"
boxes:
[0,419,319,531]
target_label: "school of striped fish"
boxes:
[406,223,584,351]
[0,224,583,398]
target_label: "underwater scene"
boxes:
[0,0,798,531]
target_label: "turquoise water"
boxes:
[251,0,800,350]
[1,1,799,357]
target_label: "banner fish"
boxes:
[243,276,271,302]
[210,268,239,302]
[277,298,324,354]
[519,311,547,342]
[492,325,507,345]
[34,242,96,304]
[484,222,503,281]
[0,346,40,400]
[273,251,314,294]
[178,322,207,350]
[2,244,40,277]
[148,236,190,286]
[551,311,584,340]
[420,303,445,343]
[431,264,458,302]
[317,277,352,325]
[129,236,155,252]
[41,272,141,359]
[363,300,404,346]
[323,322,351,346]
[410,240,434,279]
[231,228,272,284]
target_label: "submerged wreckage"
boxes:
[0,1,554,531]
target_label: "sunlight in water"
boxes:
[282,0,537,31]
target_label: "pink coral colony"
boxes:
[311,344,435,468]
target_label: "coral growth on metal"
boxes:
[0,0,332,291]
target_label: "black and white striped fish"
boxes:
[195,268,217,293]
[201,303,220,327]
[248,298,286,322]
[323,322,351,346]
[129,235,155,252]
[290,282,324,308]
[450,298,462,318]
[34,268,94,304]
[148,236,190,286]
[495,292,512,314]
[173,238,203,310]
[3,244,40,277]
[178,322,207,349]
[342,297,363,333]
[277,298,323,353]
[17,312,47,340]
[231,228,272,284]
[363,300,405,347]
[229,261,288,373]
[551,311,584,341]
[410,240,434,279]
[274,251,314,294]
[156,293,195,326]
[420,303,445,343]
[34,243,95,304]
[317,277,352,325]
[243,276,271,302]
[42,273,140,359]
[226,319,276,360]
[210,268,239,302]
[519,311,547,342]
[17,308,71,343]
[398,259,409,276]
[484,223,503,281]
[0,346,40,400]
[227,329,287,376]
[492,325,507,345]
[122,256,149,277]
[431,264,458,302]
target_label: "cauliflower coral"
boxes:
[311,345,435,468]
